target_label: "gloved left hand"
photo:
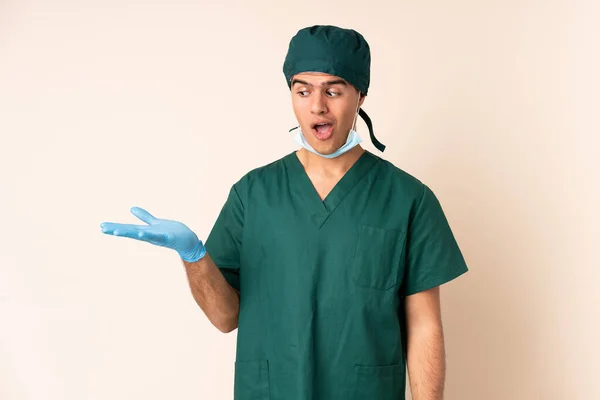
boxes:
[100,207,206,262]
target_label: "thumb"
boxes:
[130,207,158,225]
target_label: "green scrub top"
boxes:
[204,150,468,400]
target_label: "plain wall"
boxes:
[1,1,598,399]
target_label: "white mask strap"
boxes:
[352,93,361,131]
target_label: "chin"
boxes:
[314,144,340,156]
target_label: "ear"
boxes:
[358,92,366,109]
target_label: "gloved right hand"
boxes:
[100,207,206,262]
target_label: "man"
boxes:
[101,25,468,400]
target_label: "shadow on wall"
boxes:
[401,140,567,400]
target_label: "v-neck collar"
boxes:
[284,150,380,228]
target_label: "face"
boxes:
[291,72,365,155]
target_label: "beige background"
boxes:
[1,0,598,399]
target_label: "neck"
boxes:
[296,145,365,176]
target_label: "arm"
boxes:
[182,253,240,333]
[405,286,446,400]
[100,206,240,333]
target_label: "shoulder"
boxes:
[229,153,293,201]
[370,153,428,203]
[236,153,290,185]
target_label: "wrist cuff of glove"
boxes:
[179,241,207,263]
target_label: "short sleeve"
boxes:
[401,184,469,296]
[204,184,244,292]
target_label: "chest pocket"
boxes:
[351,225,406,291]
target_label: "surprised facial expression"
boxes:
[291,72,365,155]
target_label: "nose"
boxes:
[310,92,328,115]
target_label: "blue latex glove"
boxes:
[100,207,206,262]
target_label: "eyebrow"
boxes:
[291,78,348,87]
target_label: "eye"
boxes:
[297,90,309,97]
[326,91,340,97]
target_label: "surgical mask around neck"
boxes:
[293,128,362,159]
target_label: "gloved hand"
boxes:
[100,207,206,262]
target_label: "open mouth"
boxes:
[312,122,334,140]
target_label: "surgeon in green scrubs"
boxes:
[101,25,468,400]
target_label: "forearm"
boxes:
[406,323,446,400]
[182,253,240,333]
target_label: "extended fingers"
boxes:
[101,222,169,246]
[100,222,142,238]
